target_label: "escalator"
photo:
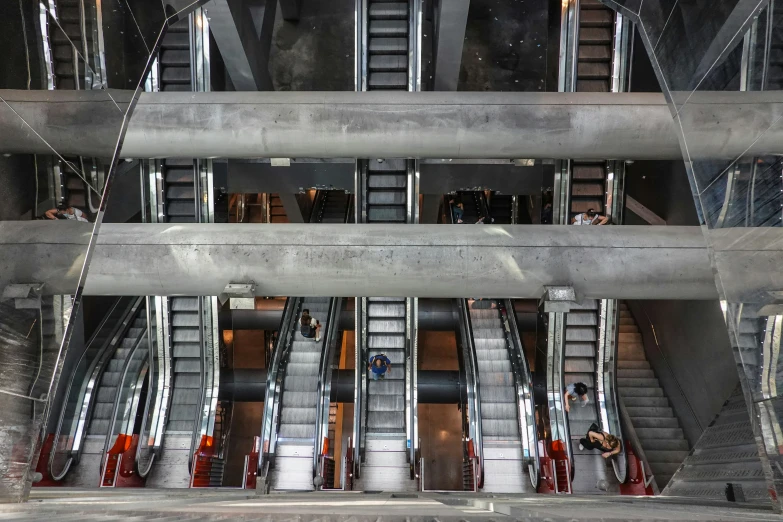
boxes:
[47,298,147,486]
[144,9,220,488]
[447,194,539,492]
[488,193,515,224]
[463,299,539,493]
[258,192,351,491]
[543,0,630,494]
[352,0,421,492]
[43,0,105,214]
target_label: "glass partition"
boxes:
[601,0,783,505]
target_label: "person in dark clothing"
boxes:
[449,197,464,223]
[579,422,622,459]
[368,353,392,381]
[299,308,322,342]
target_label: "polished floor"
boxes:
[2,489,778,521]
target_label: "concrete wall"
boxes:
[626,300,737,447]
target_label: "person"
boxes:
[541,202,553,224]
[368,353,392,381]
[564,382,589,413]
[579,422,622,459]
[299,308,321,342]
[572,208,608,226]
[45,205,89,222]
[449,197,464,223]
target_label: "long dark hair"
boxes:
[300,309,311,326]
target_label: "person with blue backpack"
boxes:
[368,353,392,381]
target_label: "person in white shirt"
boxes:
[45,206,89,222]
[572,208,608,226]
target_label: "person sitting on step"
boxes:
[299,308,321,342]
[579,422,622,459]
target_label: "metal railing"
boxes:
[352,297,368,479]
[596,299,627,483]
[258,297,299,477]
[314,298,342,479]
[406,296,418,473]
[545,311,573,480]
[100,328,149,477]
[504,300,540,488]
[49,297,139,481]
[456,298,484,488]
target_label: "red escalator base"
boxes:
[32,434,62,487]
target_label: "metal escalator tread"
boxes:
[366,297,406,435]
[277,298,329,441]
[86,315,146,436]
[167,296,201,432]
[470,302,521,442]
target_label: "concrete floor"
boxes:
[8,488,780,521]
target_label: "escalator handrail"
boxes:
[309,190,327,223]
[49,296,140,481]
[135,296,169,477]
[504,299,540,488]
[352,297,367,478]
[457,298,484,487]
[546,311,574,478]
[596,298,627,483]
[406,297,419,472]
[314,297,342,479]
[99,327,148,472]
[191,296,221,472]
[258,296,300,471]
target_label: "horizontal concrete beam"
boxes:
[0,221,759,300]
[2,90,781,160]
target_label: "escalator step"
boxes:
[576,79,610,92]
[166,200,197,216]
[571,182,604,196]
[167,185,195,200]
[171,298,200,313]
[368,158,407,171]
[579,27,612,44]
[367,411,405,430]
[577,62,610,80]
[162,67,191,83]
[480,402,518,420]
[367,334,405,349]
[161,31,190,49]
[368,207,406,222]
[168,404,198,421]
[368,302,405,317]
[172,387,201,405]
[369,72,408,89]
[369,2,408,19]
[162,84,191,92]
[369,20,408,37]
[368,191,406,205]
[369,55,407,72]
[579,44,612,62]
[580,9,613,27]
[281,408,317,424]
[174,359,202,373]
[368,174,407,189]
[160,49,190,67]
[369,37,408,54]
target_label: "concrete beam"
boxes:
[5,90,783,160]
[433,0,470,91]
[207,0,276,91]
[6,221,779,300]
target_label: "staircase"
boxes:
[617,303,689,488]
[663,387,768,503]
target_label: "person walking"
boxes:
[368,353,392,381]
[579,422,622,459]
[564,381,589,413]
[299,308,322,342]
[449,197,465,223]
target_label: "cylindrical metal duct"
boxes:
[220,368,464,404]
